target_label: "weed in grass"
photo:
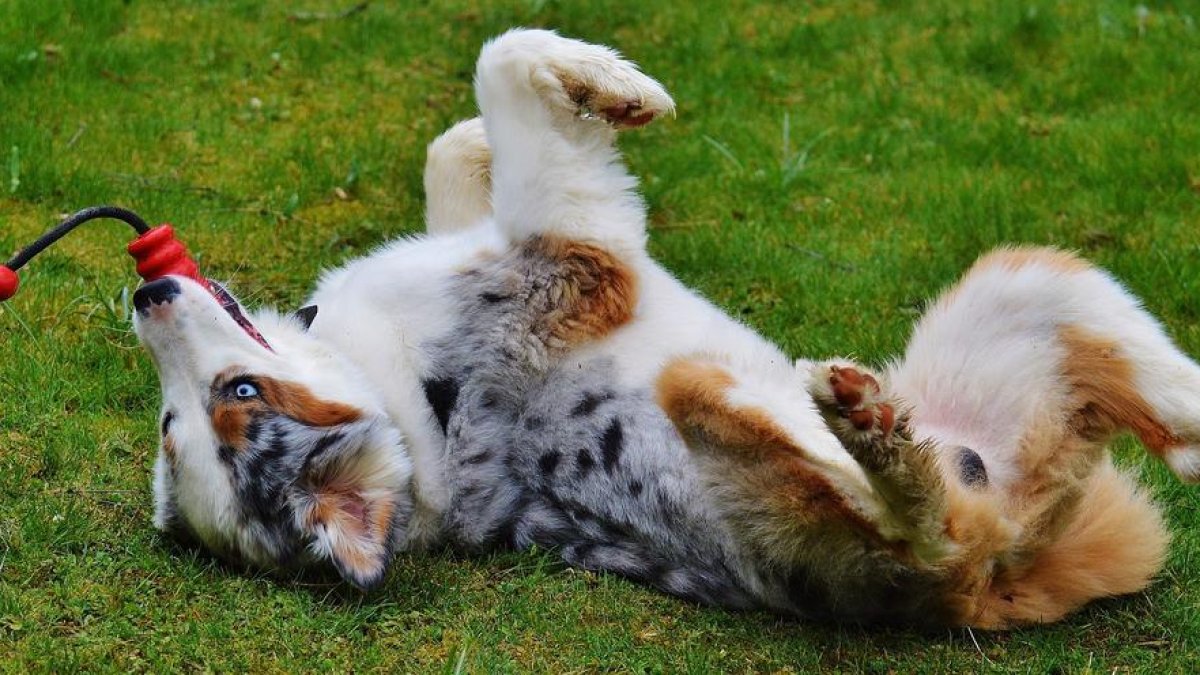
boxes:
[8,146,18,194]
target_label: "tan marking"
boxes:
[257,378,362,427]
[656,359,792,451]
[936,323,1178,627]
[209,370,364,452]
[653,357,1163,628]
[306,482,393,582]
[309,488,362,530]
[317,491,372,571]
[1060,325,1181,454]
[335,542,372,577]
[972,246,1091,275]
[161,435,178,470]
[968,463,1167,628]
[655,358,890,547]
[212,403,254,446]
[938,246,1093,309]
[558,75,592,108]
[533,236,638,345]
[928,482,1018,627]
[974,323,1171,575]
[370,499,396,542]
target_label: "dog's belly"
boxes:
[430,348,759,606]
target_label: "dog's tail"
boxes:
[963,461,1167,627]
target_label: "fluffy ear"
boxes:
[294,305,319,331]
[306,484,396,589]
[293,426,412,589]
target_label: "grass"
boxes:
[1,0,1199,671]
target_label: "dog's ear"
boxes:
[294,305,319,331]
[293,427,411,590]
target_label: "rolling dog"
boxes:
[134,29,1200,628]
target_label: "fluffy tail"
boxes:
[970,462,1168,628]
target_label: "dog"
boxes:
[132,29,1200,628]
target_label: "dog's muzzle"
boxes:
[133,277,276,352]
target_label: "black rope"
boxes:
[5,205,150,271]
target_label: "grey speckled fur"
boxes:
[413,239,949,621]
[421,240,763,609]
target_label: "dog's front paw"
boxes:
[481,29,674,130]
[562,72,673,129]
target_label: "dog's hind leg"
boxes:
[473,29,674,256]
[888,247,1192,625]
[892,246,1200,486]
[424,118,493,236]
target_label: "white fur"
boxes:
[301,30,847,533]
[424,118,492,235]
[889,255,1200,488]
[476,29,672,257]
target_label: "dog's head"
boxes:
[132,276,412,589]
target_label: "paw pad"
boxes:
[578,97,660,128]
[597,101,656,128]
[553,60,673,131]
[828,365,896,437]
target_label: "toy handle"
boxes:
[0,207,203,301]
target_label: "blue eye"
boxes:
[234,382,259,399]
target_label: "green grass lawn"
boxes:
[2,0,1199,671]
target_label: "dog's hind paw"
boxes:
[807,361,908,449]
[566,78,672,129]
[548,43,674,130]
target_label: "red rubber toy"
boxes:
[0,206,276,350]
[126,225,204,284]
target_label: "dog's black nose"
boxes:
[134,277,182,314]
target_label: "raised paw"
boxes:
[808,362,906,446]
[567,81,671,129]
[478,29,675,132]
[424,118,493,235]
[548,45,674,130]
